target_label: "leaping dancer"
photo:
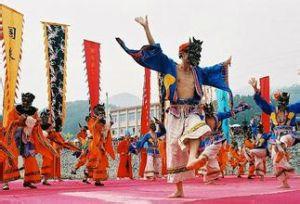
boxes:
[116,15,232,198]
[249,77,300,188]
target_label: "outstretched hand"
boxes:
[223,56,232,68]
[135,15,149,28]
[248,77,259,92]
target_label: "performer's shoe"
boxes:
[42,181,51,186]
[23,182,37,189]
[2,184,9,190]
[95,182,104,186]
[82,179,90,184]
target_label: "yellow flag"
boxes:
[0,4,24,128]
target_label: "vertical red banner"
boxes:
[139,68,151,177]
[141,68,151,135]
[259,76,270,133]
[83,40,101,113]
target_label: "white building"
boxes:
[110,103,161,138]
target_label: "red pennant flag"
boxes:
[259,76,270,133]
[83,40,101,113]
[139,68,151,177]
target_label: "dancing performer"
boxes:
[242,125,256,179]
[217,141,230,178]
[86,104,115,186]
[137,119,166,180]
[249,77,300,188]
[116,15,232,197]
[117,131,133,179]
[71,122,93,183]
[1,93,56,190]
[247,124,271,180]
[200,102,250,183]
[40,109,78,185]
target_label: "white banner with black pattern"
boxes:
[42,22,69,132]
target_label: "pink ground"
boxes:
[0,176,299,204]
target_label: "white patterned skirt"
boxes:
[166,112,211,183]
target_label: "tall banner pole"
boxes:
[42,21,69,132]
[0,4,24,128]
[139,68,151,178]
[43,21,69,179]
[259,76,270,133]
[83,40,100,114]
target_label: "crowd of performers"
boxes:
[0,15,299,199]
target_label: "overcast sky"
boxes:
[0,0,299,110]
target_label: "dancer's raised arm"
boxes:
[135,15,155,45]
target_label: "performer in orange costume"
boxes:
[86,104,115,186]
[217,141,230,178]
[1,93,56,190]
[229,140,239,175]
[71,123,90,181]
[117,131,133,179]
[40,109,78,185]
[0,124,16,183]
[242,125,256,179]
[237,147,247,178]
[71,122,96,184]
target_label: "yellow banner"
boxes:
[0,4,24,128]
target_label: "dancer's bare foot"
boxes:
[205,180,216,185]
[168,191,184,198]
[278,184,290,189]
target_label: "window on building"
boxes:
[119,113,126,124]
[111,115,117,123]
[128,112,135,122]
[137,111,141,121]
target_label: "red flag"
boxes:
[83,40,101,113]
[139,68,151,177]
[259,76,270,133]
[140,68,151,135]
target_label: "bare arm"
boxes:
[135,15,155,45]
[248,77,259,93]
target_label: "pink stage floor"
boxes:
[0,176,299,204]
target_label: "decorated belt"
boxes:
[169,105,199,118]
[179,121,207,139]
